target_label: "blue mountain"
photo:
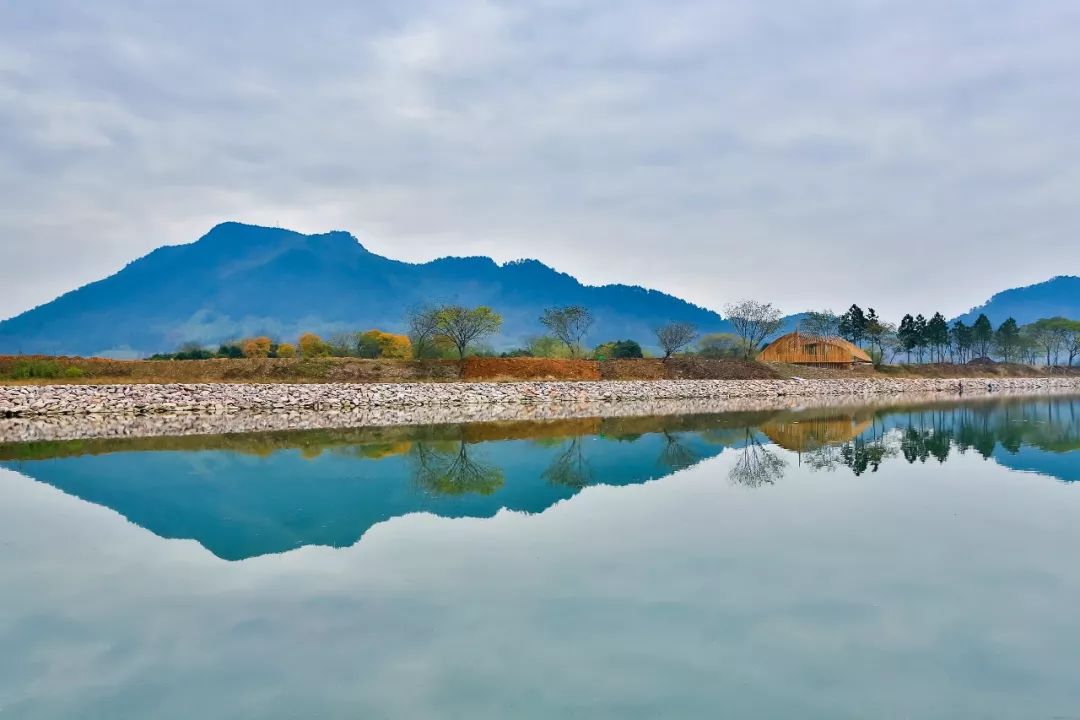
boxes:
[0,222,727,357]
[953,275,1080,326]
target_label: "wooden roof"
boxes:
[758,331,873,364]
[761,415,873,452]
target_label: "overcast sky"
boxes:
[2,0,1078,322]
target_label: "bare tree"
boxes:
[539,306,594,357]
[542,436,594,488]
[655,321,698,359]
[800,309,839,362]
[407,304,441,358]
[729,429,787,487]
[724,300,784,358]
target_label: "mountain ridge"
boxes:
[0,222,728,357]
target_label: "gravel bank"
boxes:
[3,377,1080,418]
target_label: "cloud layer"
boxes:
[2,1,1079,320]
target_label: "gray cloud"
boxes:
[1,0,1079,321]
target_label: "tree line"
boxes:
[802,304,1080,366]
[150,298,1080,367]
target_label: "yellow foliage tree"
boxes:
[276,342,296,358]
[361,329,412,359]
[242,336,272,358]
[299,332,329,358]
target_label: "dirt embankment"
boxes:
[1,354,1075,386]
[0,355,783,385]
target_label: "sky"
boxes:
[1,0,1079,322]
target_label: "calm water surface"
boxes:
[2,396,1080,718]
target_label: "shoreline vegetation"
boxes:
[5,300,1080,385]
[2,354,1079,387]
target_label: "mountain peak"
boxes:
[0,222,724,357]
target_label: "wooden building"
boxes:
[757,331,872,365]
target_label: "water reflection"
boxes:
[0,396,1078,561]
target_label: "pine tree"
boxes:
[838,304,868,347]
[926,312,949,363]
[913,314,928,363]
[994,318,1021,363]
[950,320,972,363]
[972,313,993,359]
[897,314,916,363]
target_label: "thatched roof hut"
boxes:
[758,331,872,365]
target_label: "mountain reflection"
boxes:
[0,395,1077,559]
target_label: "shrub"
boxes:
[4,359,83,379]
[697,333,746,359]
[299,332,330,358]
[217,343,244,359]
[355,330,413,359]
[594,339,643,360]
[241,336,272,358]
[276,342,296,358]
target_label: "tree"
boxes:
[1065,321,1080,367]
[527,335,572,358]
[277,342,296,358]
[926,312,949,363]
[241,336,272,358]
[697,333,745,359]
[897,314,917,363]
[724,300,784,358]
[912,314,928,363]
[1025,317,1074,366]
[994,318,1021,363]
[406,304,441,359]
[972,313,993,358]
[217,342,243,359]
[655,322,698,359]
[432,305,503,359]
[539,306,594,357]
[864,309,893,366]
[838,305,867,347]
[950,320,973,364]
[299,332,329,358]
[800,310,839,340]
[594,339,643,359]
[358,329,412,359]
[326,332,357,357]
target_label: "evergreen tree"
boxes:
[972,313,993,358]
[838,304,868,346]
[926,312,949,363]
[950,320,973,363]
[864,308,887,363]
[897,314,917,363]
[994,318,1021,362]
[913,314,929,363]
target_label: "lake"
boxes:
[2,395,1080,719]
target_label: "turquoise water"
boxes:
[2,396,1079,718]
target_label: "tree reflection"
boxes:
[729,429,786,487]
[409,440,504,496]
[542,436,594,489]
[658,431,700,472]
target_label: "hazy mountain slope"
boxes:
[0,222,728,357]
[953,275,1080,326]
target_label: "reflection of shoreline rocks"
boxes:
[2,383,1079,444]
[4,377,1080,419]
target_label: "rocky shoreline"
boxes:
[1,377,1078,444]
[2,377,1080,418]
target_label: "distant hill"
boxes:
[953,275,1080,326]
[0,222,729,357]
